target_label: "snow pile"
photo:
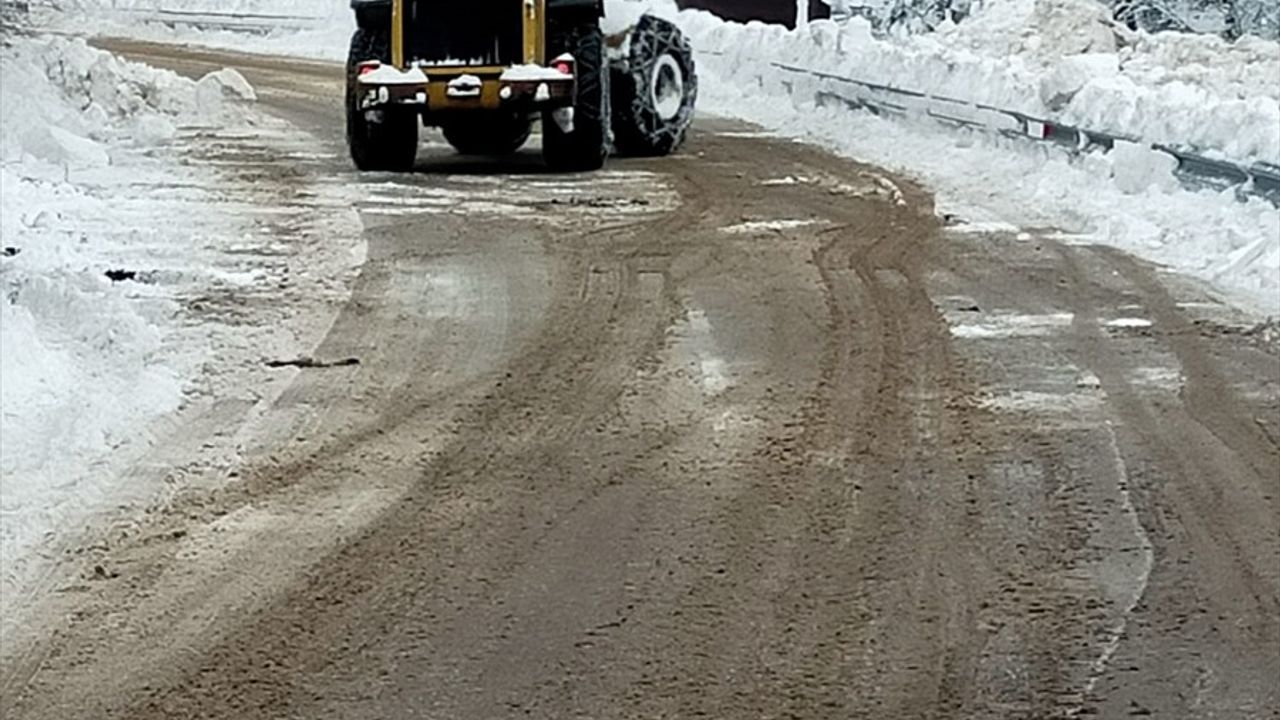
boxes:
[674,3,1280,311]
[33,0,357,62]
[681,0,1280,165]
[1109,0,1280,40]
[48,0,336,16]
[0,36,256,590]
[0,35,254,167]
[29,0,1280,165]
[25,0,1277,310]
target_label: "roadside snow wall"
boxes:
[39,0,1280,167]
[673,1,1280,311]
[27,0,343,25]
[26,0,356,58]
[0,35,256,594]
[681,0,1280,167]
[18,0,1279,312]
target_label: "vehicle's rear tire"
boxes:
[610,15,697,157]
[346,27,418,172]
[441,115,532,156]
[542,22,609,172]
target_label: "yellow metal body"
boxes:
[524,0,547,65]
[378,0,562,113]
[391,0,404,67]
[425,76,500,109]
[390,0,546,69]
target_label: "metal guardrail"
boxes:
[105,8,322,33]
[768,62,1280,206]
[9,1,325,33]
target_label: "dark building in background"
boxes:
[674,0,831,29]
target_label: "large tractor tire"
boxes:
[441,115,533,156]
[610,15,697,157]
[346,27,418,172]
[543,22,610,172]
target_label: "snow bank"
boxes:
[31,0,1280,164]
[1,31,369,614]
[54,0,338,16]
[20,0,1278,312]
[682,0,1280,166]
[0,36,258,592]
[35,0,357,62]
[680,8,1280,311]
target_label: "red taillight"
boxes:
[553,61,572,75]
[358,61,381,76]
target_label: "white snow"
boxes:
[602,0,675,35]
[666,1,1280,313]
[361,64,429,85]
[1,37,255,575]
[0,34,365,606]
[678,0,1280,165]
[1039,52,1121,110]
[1105,317,1155,328]
[447,73,483,98]
[949,311,1077,339]
[202,67,257,100]
[501,64,573,82]
[721,218,823,234]
[22,0,1278,313]
[1108,140,1180,194]
[31,0,357,62]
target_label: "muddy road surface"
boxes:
[5,40,1278,720]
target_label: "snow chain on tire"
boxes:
[346,27,418,172]
[611,15,697,157]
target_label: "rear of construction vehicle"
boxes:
[347,0,698,172]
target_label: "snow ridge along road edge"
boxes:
[770,60,1280,206]
[0,34,368,681]
[19,0,331,33]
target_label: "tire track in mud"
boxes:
[5,41,699,718]
[63,163,709,718]
[831,230,988,719]
[10,40,1278,720]
[1056,247,1280,612]
[561,146,1003,720]
[1052,247,1280,718]
[1097,246,1280,492]
[935,228,1279,718]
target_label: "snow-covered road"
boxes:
[1,3,1277,718]
[680,1,1280,313]
[30,0,1279,311]
[4,0,1276,627]
[3,39,1277,720]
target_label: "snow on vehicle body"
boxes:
[346,0,697,171]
